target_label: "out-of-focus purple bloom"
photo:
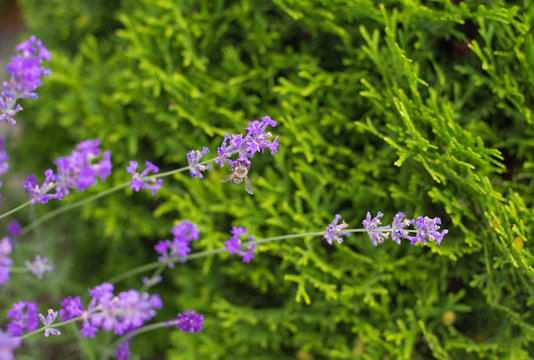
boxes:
[390,212,410,245]
[75,283,162,338]
[216,116,278,168]
[224,226,256,263]
[0,236,13,284]
[116,341,131,360]
[323,214,349,245]
[362,212,391,247]
[142,275,162,287]
[59,296,84,321]
[155,220,199,267]
[0,139,8,205]
[0,329,21,360]
[6,301,39,336]
[24,255,53,279]
[1,36,51,125]
[405,216,448,246]
[38,309,61,337]
[7,221,21,237]
[126,160,163,195]
[187,147,212,178]
[165,310,204,333]
[24,140,112,203]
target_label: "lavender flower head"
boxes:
[155,220,200,267]
[7,220,21,237]
[58,296,84,321]
[405,216,448,246]
[126,160,163,195]
[6,301,39,336]
[67,283,163,338]
[24,255,53,279]
[0,236,13,284]
[1,36,51,125]
[362,212,391,246]
[165,310,204,333]
[216,116,279,168]
[224,226,257,263]
[0,329,21,360]
[38,309,61,337]
[390,212,410,245]
[25,140,112,204]
[324,214,350,245]
[116,341,131,360]
[187,147,212,178]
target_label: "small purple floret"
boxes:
[126,160,163,195]
[24,255,53,279]
[38,309,61,337]
[224,226,256,263]
[324,214,350,245]
[405,216,448,246]
[0,236,13,284]
[7,221,21,237]
[6,301,39,336]
[187,147,212,178]
[362,211,391,246]
[116,341,131,360]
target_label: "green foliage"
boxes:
[8,0,534,358]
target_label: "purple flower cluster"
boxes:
[126,160,163,195]
[165,310,204,333]
[24,139,112,204]
[324,214,350,245]
[7,221,21,237]
[362,212,448,246]
[6,301,39,336]
[24,255,53,279]
[38,309,61,337]
[0,237,13,284]
[0,329,21,360]
[216,116,279,168]
[59,283,163,338]
[187,147,212,178]
[155,220,200,267]
[0,36,51,125]
[116,341,131,360]
[224,226,257,263]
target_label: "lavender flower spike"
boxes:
[390,212,410,245]
[187,147,212,178]
[165,310,204,333]
[216,115,279,168]
[127,160,163,195]
[224,226,256,263]
[1,36,51,125]
[362,211,391,246]
[24,255,53,279]
[324,214,350,245]
[405,216,448,246]
[0,236,13,284]
[38,309,61,337]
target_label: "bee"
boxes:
[220,162,254,195]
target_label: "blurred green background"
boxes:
[1,0,533,358]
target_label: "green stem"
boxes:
[0,201,31,221]
[8,266,28,273]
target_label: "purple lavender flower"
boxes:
[7,221,21,237]
[126,160,163,195]
[362,212,391,246]
[324,214,350,245]
[155,220,200,267]
[405,216,448,246]
[59,296,84,321]
[143,275,163,287]
[187,147,212,178]
[0,36,51,125]
[0,329,21,360]
[116,341,131,360]
[0,236,13,284]
[224,226,257,263]
[6,301,39,336]
[216,116,278,168]
[78,283,162,338]
[165,310,204,333]
[391,212,410,245]
[0,145,8,177]
[38,309,61,337]
[24,255,53,279]
[24,140,112,203]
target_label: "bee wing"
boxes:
[244,176,254,195]
[220,173,233,183]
